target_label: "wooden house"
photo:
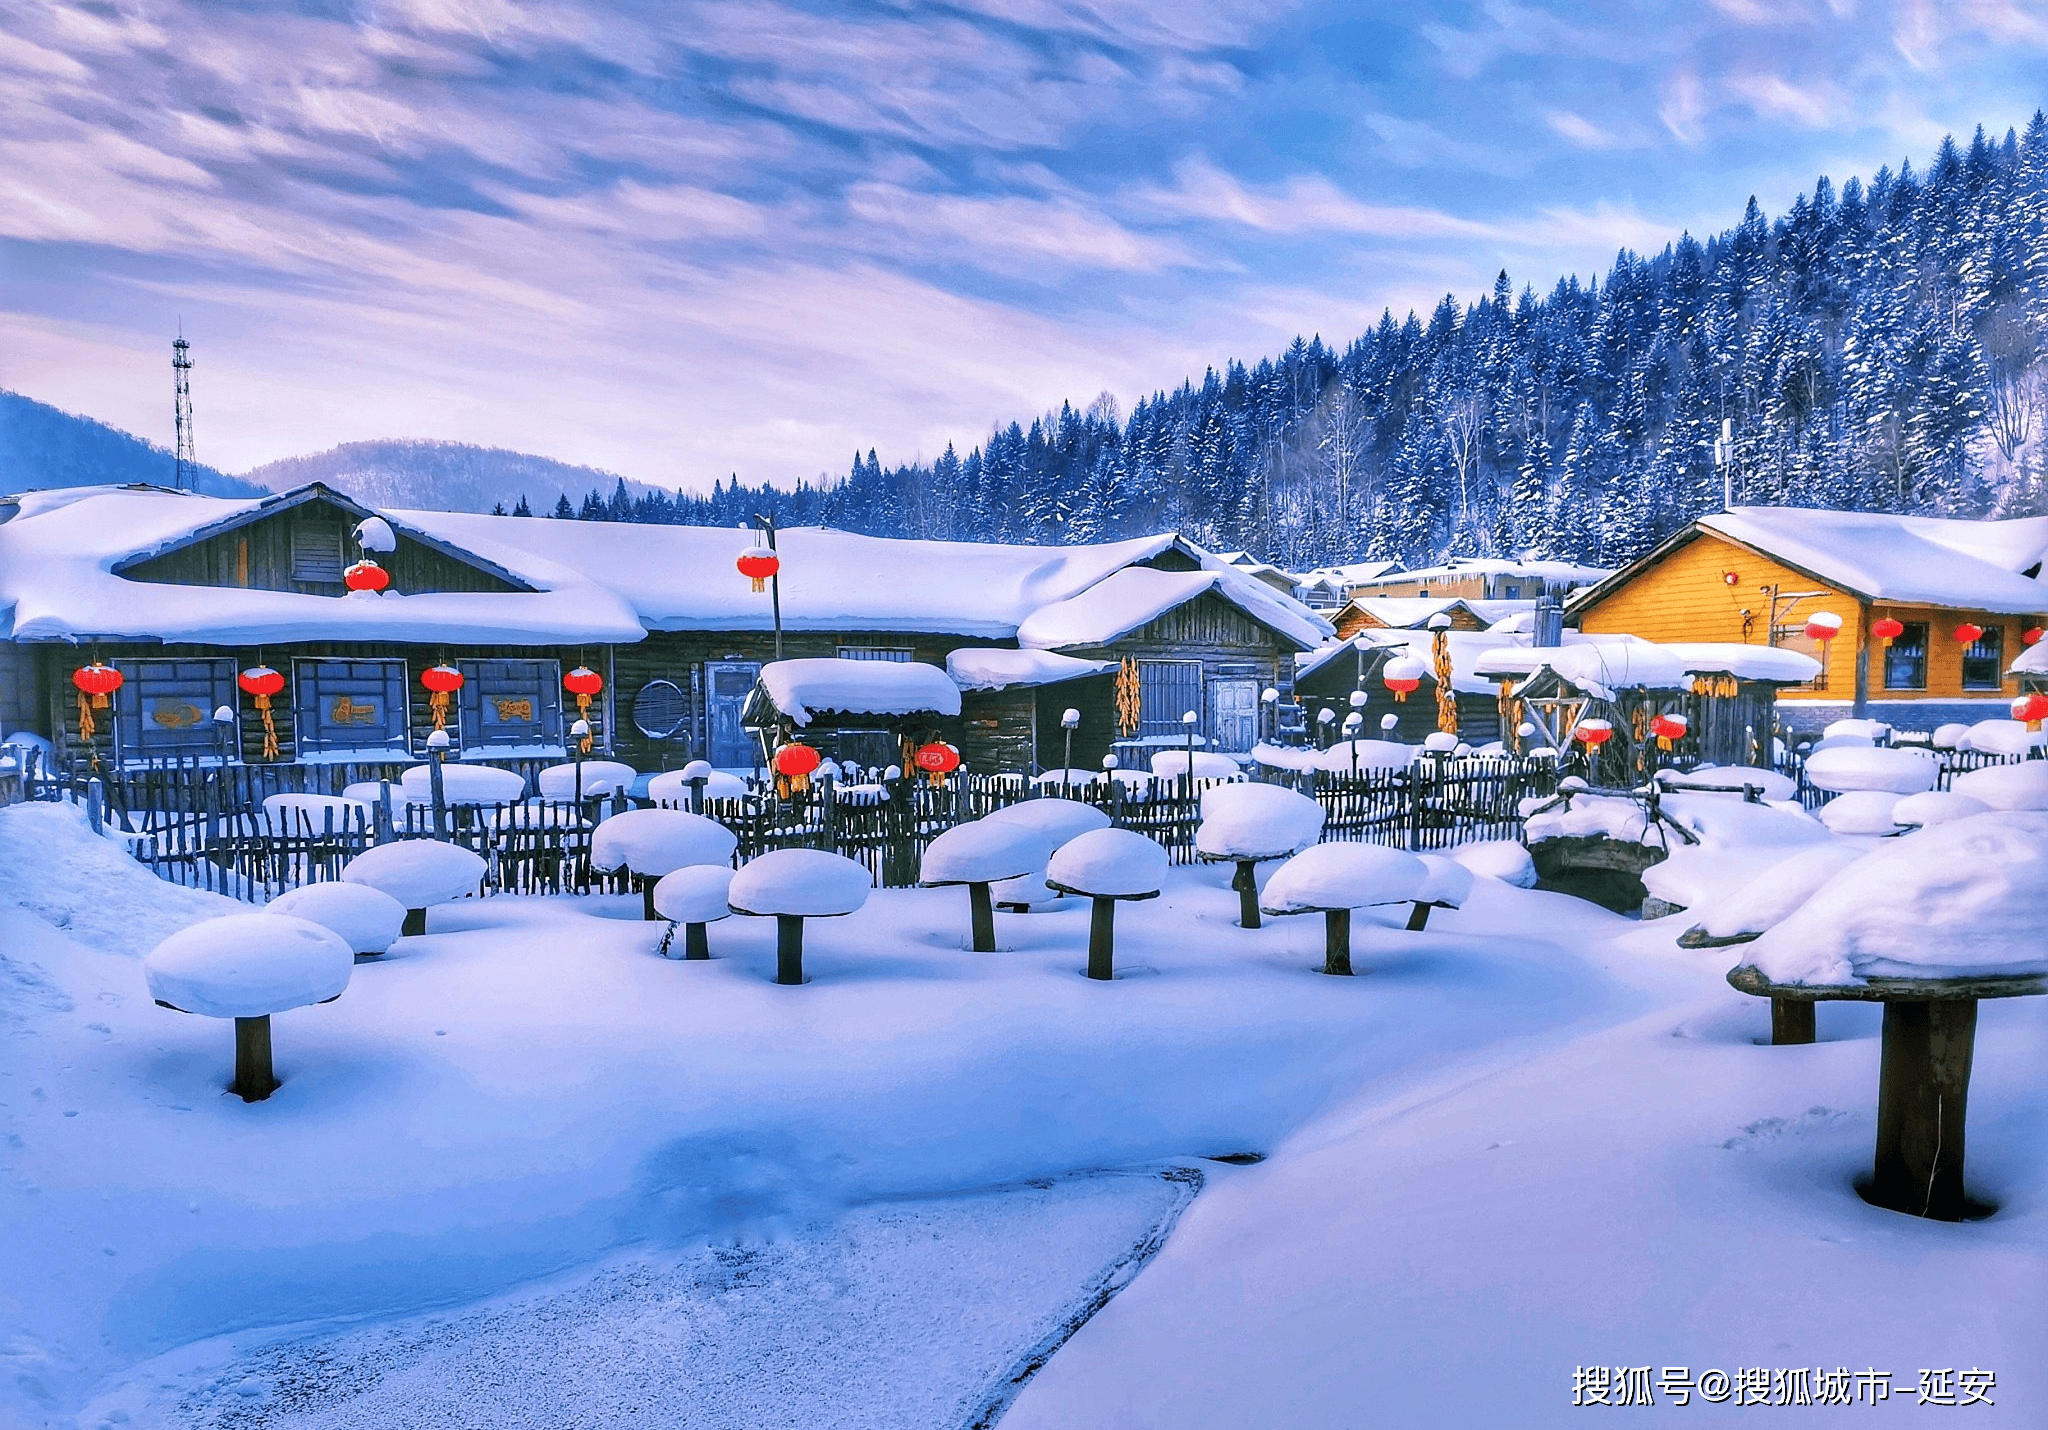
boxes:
[1570,508,2048,733]
[1292,632,1507,746]
[1346,557,1611,603]
[1331,596,1490,639]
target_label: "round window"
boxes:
[632,679,688,739]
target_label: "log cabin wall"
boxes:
[1034,674,1118,771]
[1293,644,1500,745]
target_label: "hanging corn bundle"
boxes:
[1115,656,1141,737]
[1431,628,1458,735]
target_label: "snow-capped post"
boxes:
[1046,828,1168,981]
[1101,753,1121,820]
[921,820,1044,952]
[590,808,738,921]
[678,758,713,814]
[145,914,354,1102]
[212,703,236,765]
[727,848,872,985]
[1061,707,1081,800]
[1181,710,1199,800]
[1195,783,1324,929]
[1260,686,1279,745]
[570,719,590,802]
[1343,712,1364,777]
[1316,706,1336,748]
[425,728,450,838]
[652,864,735,960]
[1260,842,1428,976]
[85,775,103,835]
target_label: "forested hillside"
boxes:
[0,391,258,498]
[596,116,2048,570]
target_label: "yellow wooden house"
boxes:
[1569,508,2048,728]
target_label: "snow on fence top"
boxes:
[1698,507,2048,613]
[944,648,1116,692]
[758,658,962,725]
[0,486,643,646]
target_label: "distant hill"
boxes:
[242,439,668,515]
[0,390,263,498]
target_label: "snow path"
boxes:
[0,804,1637,1426]
[85,1170,1199,1430]
[1003,925,2048,1428]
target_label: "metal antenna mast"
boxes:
[172,334,195,490]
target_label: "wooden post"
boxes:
[1405,901,1432,931]
[1087,897,1116,980]
[1770,997,1816,1045]
[232,1014,277,1102]
[1869,998,1977,1221]
[685,922,710,960]
[641,877,659,921]
[1323,907,1353,976]
[428,754,447,840]
[776,913,805,985]
[1232,860,1261,929]
[968,881,996,952]
[402,907,427,937]
[688,777,705,816]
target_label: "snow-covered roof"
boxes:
[945,648,1116,692]
[1693,507,2048,613]
[1015,566,1329,652]
[2010,639,2048,677]
[1296,560,1400,586]
[757,658,962,725]
[1470,641,1689,697]
[1357,556,1613,586]
[0,485,644,646]
[1339,597,1483,629]
[1309,627,1651,697]
[1656,642,1822,683]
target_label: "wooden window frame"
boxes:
[1882,622,1929,692]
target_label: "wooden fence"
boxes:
[46,754,1564,903]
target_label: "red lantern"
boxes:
[563,666,603,750]
[343,559,390,593]
[913,741,960,787]
[420,664,464,733]
[238,665,285,759]
[2025,627,2045,646]
[1574,718,1614,748]
[1954,623,1985,645]
[1649,712,1689,750]
[773,740,821,794]
[2013,692,2048,729]
[1803,611,1842,642]
[737,548,780,594]
[1383,656,1426,703]
[1871,616,1905,642]
[71,662,123,746]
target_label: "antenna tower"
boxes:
[172,335,195,490]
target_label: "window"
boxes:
[458,659,564,751]
[837,646,913,662]
[293,658,409,757]
[632,679,688,739]
[290,522,344,583]
[1961,626,2004,691]
[1883,622,1928,691]
[112,659,234,763]
[1137,659,1203,739]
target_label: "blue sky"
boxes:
[2,0,2044,489]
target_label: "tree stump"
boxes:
[1231,860,1261,930]
[233,1014,278,1102]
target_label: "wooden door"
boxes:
[704,661,761,769]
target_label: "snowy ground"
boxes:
[2,800,2042,1427]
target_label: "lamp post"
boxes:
[426,727,450,839]
[1181,709,1198,797]
[1260,686,1279,745]
[1061,707,1080,799]
[571,718,591,804]
[1343,711,1363,778]
[212,704,236,766]
[749,514,784,662]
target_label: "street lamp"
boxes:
[742,515,785,661]
[1181,709,1199,793]
[1061,707,1081,799]
[571,718,592,803]
[212,704,236,766]
[1260,686,1279,745]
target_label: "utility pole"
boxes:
[1713,417,1734,511]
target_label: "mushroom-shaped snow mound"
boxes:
[1415,854,1475,908]
[1951,759,2048,811]
[341,840,486,909]
[1891,791,1992,828]
[536,760,638,799]
[145,914,354,1018]
[1689,841,1866,943]
[652,864,736,924]
[268,882,407,956]
[1047,828,1169,898]
[261,792,372,834]
[921,820,1046,885]
[1195,783,1325,861]
[1149,750,1242,780]
[1743,812,2048,985]
[646,768,750,804]
[1818,790,1904,836]
[729,849,872,917]
[1656,765,1798,802]
[981,798,1111,849]
[1803,745,1937,795]
[590,809,738,876]
[1312,740,1413,774]
[1448,840,1536,888]
[398,762,528,805]
[1261,842,1427,915]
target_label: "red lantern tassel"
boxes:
[255,693,279,760]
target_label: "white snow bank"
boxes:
[651,864,736,924]
[1694,842,1867,941]
[1261,841,1427,913]
[944,648,1115,691]
[1822,718,1891,741]
[1655,765,1796,802]
[648,768,751,803]
[1891,790,1991,827]
[759,658,960,724]
[1957,720,2046,757]
[144,914,354,1018]
[1311,739,1412,773]
[1249,742,1319,773]
[921,820,1047,885]
[1745,812,2048,984]
[1802,744,1937,794]
[1447,840,1536,887]
[1816,790,1903,836]
[398,762,528,806]
[590,809,738,876]
[536,761,638,799]
[1148,750,1241,780]
[1031,769,1102,789]
[1950,759,2048,810]
[341,840,486,908]
[267,882,407,956]
[981,798,1111,847]
[1195,783,1324,861]
[1931,722,1970,749]
[1046,828,1169,898]
[1414,855,1474,908]
[1523,794,1648,845]
[0,801,241,954]
[729,849,872,916]
[261,793,373,835]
